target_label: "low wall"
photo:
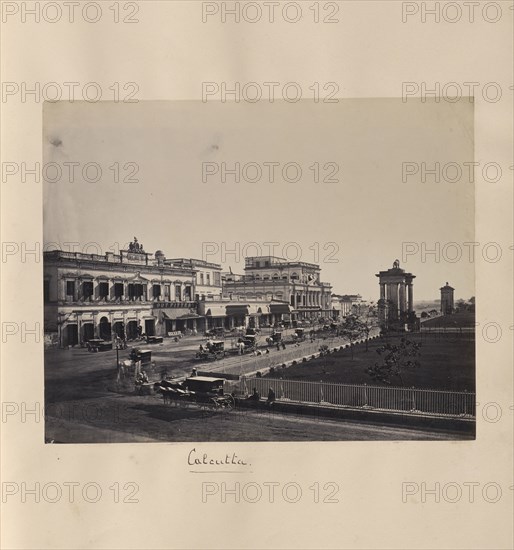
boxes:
[236,398,475,437]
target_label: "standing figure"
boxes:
[266,387,276,406]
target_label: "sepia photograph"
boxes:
[2,1,512,548]
[43,99,475,443]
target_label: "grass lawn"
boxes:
[422,311,476,328]
[266,332,475,392]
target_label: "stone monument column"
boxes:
[387,283,399,319]
[399,282,407,315]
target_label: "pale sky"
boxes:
[43,99,474,301]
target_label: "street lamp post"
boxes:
[115,338,120,368]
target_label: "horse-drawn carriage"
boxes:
[155,376,234,409]
[195,340,226,361]
[265,331,282,346]
[146,335,163,344]
[129,348,152,365]
[86,339,113,352]
[204,327,225,338]
[293,328,306,342]
[241,334,257,351]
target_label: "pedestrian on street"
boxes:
[266,387,276,406]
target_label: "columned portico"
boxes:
[407,283,414,313]
[376,260,416,329]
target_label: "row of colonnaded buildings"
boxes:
[44,237,457,348]
[43,237,372,348]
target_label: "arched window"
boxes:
[99,317,111,340]
[291,272,299,281]
[272,273,279,280]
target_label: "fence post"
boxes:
[411,387,416,412]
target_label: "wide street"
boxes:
[45,328,359,404]
[44,328,469,443]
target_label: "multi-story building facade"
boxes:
[44,245,337,347]
[167,258,222,301]
[331,294,368,318]
[44,242,206,347]
[222,256,332,322]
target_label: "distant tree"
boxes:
[362,303,378,351]
[366,337,422,386]
[420,311,429,319]
[455,299,467,313]
[340,314,369,357]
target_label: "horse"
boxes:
[155,380,189,405]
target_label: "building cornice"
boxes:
[45,258,195,278]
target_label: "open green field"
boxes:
[266,333,475,391]
[422,311,476,328]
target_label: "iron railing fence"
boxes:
[236,377,475,418]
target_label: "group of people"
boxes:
[135,370,149,385]
[246,387,276,406]
[114,335,127,350]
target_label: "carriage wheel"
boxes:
[222,395,235,411]
[209,398,221,410]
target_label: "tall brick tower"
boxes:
[440,282,455,315]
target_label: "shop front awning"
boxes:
[225,303,276,316]
[160,308,197,320]
[270,303,292,314]
[176,313,202,320]
[205,305,227,317]
[226,304,249,316]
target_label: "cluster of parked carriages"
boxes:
[194,330,261,361]
[155,376,235,409]
[86,334,164,353]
